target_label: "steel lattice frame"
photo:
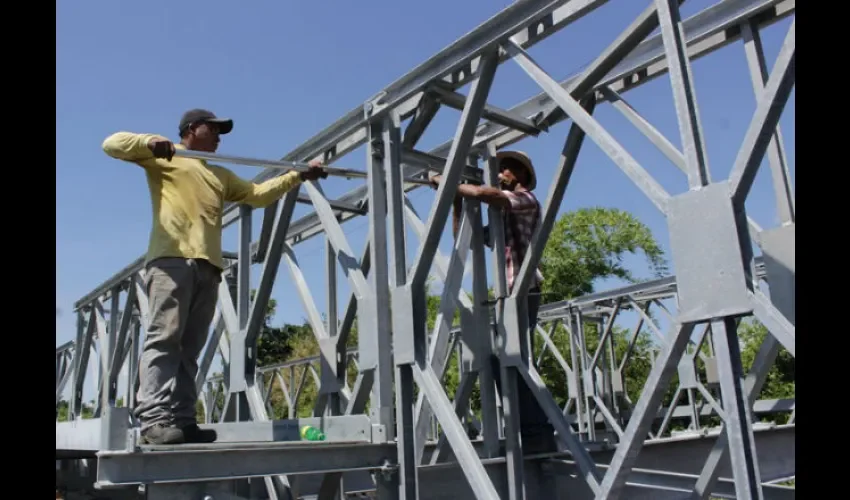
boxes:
[56,0,795,499]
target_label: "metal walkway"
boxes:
[57,0,795,498]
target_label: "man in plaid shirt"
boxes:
[429,150,555,452]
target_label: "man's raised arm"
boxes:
[220,161,326,209]
[428,174,511,209]
[102,132,174,163]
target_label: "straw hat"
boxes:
[496,150,536,191]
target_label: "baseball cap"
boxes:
[179,109,233,135]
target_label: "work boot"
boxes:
[181,423,218,444]
[140,424,185,445]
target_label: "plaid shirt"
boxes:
[502,189,544,292]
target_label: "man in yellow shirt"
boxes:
[102,109,326,444]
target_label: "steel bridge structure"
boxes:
[56,0,795,498]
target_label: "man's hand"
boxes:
[148,138,176,161]
[429,174,442,189]
[300,159,328,181]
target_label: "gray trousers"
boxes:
[135,257,220,431]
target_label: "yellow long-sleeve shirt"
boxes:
[102,132,303,270]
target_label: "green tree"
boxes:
[56,399,94,421]
[540,207,668,301]
[251,292,300,367]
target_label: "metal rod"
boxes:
[174,149,363,177]
[173,149,442,186]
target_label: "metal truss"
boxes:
[57,0,795,499]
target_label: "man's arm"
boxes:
[429,174,511,209]
[220,161,326,209]
[221,169,302,208]
[102,132,169,163]
[455,184,511,209]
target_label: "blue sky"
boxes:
[57,1,794,399]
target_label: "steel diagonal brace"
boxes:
[92,301,109,416]
[217,274,279,426]
[587,301,621,373]
[245,190,300,347]
[412,207,475,463]
[599,85,764,243]
[217,280,241,352]
[107,282,137,395]
[304,181,371,299]
[101,313,136,415]
[427,83,542,136]
[195,313,228,394]
[413,363,502,500]
[519,363,603,492]
[408,48,500,289]
[429,370,481,464]
[92,301,108,376]
[689,334,786,498]
[729,19,795,205]
[403,93,441,148]
[504,39,671,215]
[425,215,473,368]
[535,323,576,392]
[596,322,697,499]
[750,290,794,357]
[537,0,685,128]
[709,318,764,498]
[280,243,344,405]
[403,202,475,347]
[56,352,74,404]
[255,202,277,263]
[311,238,371,417]
[404,200,472,278]
[655,0,712,188]
[334,241,372,367]
[282,244,330,341]
[740,19,794,224]
[71,310,95,416]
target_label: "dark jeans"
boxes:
[491,286,550,432]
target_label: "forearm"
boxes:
[455,183,509,208]
[102,132,163,161]
[231,171,303,208]
[457,184,500,199]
